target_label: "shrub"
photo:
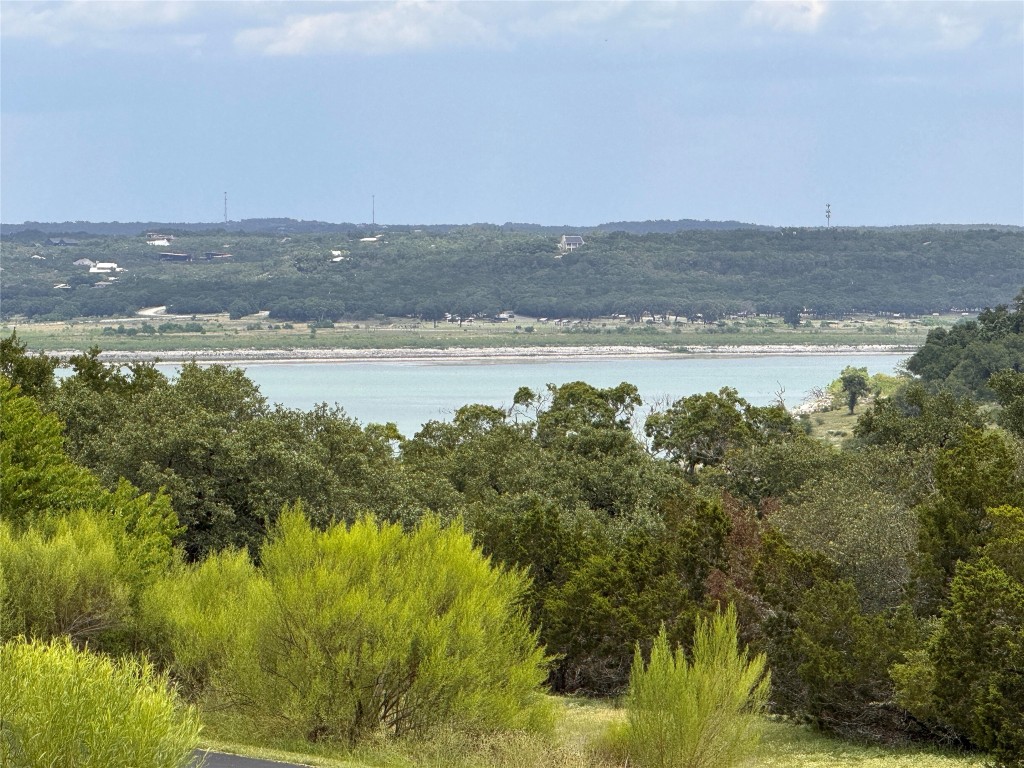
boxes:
[0,514,130,646]
[140,548,258,695]
[624,605,769,768]
[151,507,552,745]
[1,495,177,651]
[0,637,200,768]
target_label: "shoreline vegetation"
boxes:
[4,308,935,363]
[9,313,924,418]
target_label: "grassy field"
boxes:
[196,697,988,768]
[805,406,864,447]
[1,312,954,356]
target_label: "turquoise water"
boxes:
[159,353,906,438]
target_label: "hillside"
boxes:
[2,225,1021,322]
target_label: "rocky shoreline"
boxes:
[73,343,917,365]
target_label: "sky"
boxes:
[1,1,1022,227]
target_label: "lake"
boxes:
[158,353,906,437]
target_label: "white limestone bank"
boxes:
[71,343,917,365]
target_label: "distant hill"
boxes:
[3,218,1020,238]
[1,217,773,237]
[3,224,1022,323]
[0,219,360,237]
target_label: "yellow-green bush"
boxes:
[624,605,769,768]
[0,637,199,768]
[1,378,180,652]
[0,493,176,651]
[147,507,553,745]
[0,513,131,647]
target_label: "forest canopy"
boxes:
[2,225,1021,322]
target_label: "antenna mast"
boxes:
[224,192,228,225]
[825,203,831,228]
[372,194,375,227]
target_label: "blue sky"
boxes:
[2,1,1021,226]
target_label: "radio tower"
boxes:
[825,203,831,228]
[224,192,228,225]
[372,194,375,228]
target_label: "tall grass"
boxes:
[0,637,200,768]
[623,605,769,768]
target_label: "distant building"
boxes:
[48,237,80,246]
[204,252,232,260]
[160,252,193,262]
[147,239,171,247]
[73,258,95,267]
[90,262,122,273]
[558,235,584,254]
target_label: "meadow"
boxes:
[1,311,944,356]
[197,698,988,768]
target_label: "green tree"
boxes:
[896,506,1024,766]
[905,291,1024,400]
[1,376,100,529]
[990,369,1024,439]
[645,387,796,473]
[542,490,729,694]
[772,461,916,612]
[0,331,58,402]
[915,429,1024,614]
[750,529,839,716]
[854,382,982,452]
[535,380,641,447]
[839,366,871,414]
[717,435,840,508]
[792,580,920,738]
[55,362,423,560]
[931,553,1024,767]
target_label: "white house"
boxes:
[558,235,585,254]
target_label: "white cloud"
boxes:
[856,1,1016,52]
[235,2,502,56]
[511,0,629,32]
[0,1,198,46]
[743,1,828,35]
[932,11,983,50]
[2,0,1017,58]
[231,1,734,57]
